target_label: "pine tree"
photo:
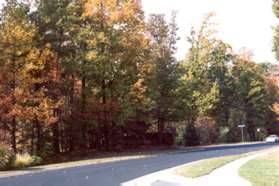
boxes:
[146,12,180,145]
[0,0,35,152]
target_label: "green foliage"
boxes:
[184,121,199,146]
[273,0,279,61]
[31,155,43,166]
[0,145,15,170]
[146,12,180,144]
[13,153,42,168]
[217,127,230,143]
[0,0,277,158]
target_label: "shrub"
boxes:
[13,153,43,168]
[217,126,230,143]
[184,123,199,146]
[194,117,218,145]
[31,155,42,166]
[0,144,15,171]
[14,153,34,168]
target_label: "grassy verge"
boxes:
[0,147,180,178]
[239,152,279,186]
[176,154,243,178]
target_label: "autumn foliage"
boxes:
[0,0,278,159]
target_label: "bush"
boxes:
[14,153,34,168]
[184,123,199,146]
[195,117,218,145]
[0,144,15,171]
[14,154,42,168]
[31,155,42,166]
[217,126,230,143]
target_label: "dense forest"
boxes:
[0,0,279,162]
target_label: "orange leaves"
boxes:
[273,103,279,115]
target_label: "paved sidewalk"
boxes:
[122,148,279,186]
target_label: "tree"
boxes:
[179,13,220,145]
[17,46,62,155]
[146,12,180,144]
[231,51,269,141]
[0,0,35,153]
[273,0,279,61]
[82,0,148,150]
[208,41,234,128]
[31,0,79,152]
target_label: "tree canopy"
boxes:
[0,0,278,158]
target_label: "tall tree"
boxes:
[231,51,268,141]
[82,0,148,150]
[0,0,35,153]
[179,13,220,145]
[273,0,279,61]
[33,0,80,152]
[146,12,180,144]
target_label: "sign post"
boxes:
[238,124,246,143]
[257,128,261,141]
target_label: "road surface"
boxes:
[0,143,278,186]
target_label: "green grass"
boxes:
[176,154,242,178]
[239,153,279,186]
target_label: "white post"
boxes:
[241,127,244,143]
[238,124,246,143]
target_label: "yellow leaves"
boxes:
[272,103,279,122]
[82,0,143,27]
[83,0,99,18]
[139,60,155,75]
[2,21,36,56]
[130,78,146,94]
[86,51,97,61]
[120,0,141,18]
[83,0,118,18]
[86,38,97,47]
[128,78,150,106]
[272,103,279,115]
[97,32,107,42]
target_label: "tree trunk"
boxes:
[101,80,110,151]
[36,118,42,154]
[247,124,256,141]
[11,60,17,153]
[184,116,199,146]
[158,116,165,146]
[69,75,76,152]
[11,116,17,153]
[52,123,60,153]
[81,77,87,148]
[31,124,35,155]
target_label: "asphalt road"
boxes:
[0,143,278,186]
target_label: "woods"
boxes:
[0,0,278,161]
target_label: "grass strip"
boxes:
[176,154,242,178]
[239,152,279,186]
